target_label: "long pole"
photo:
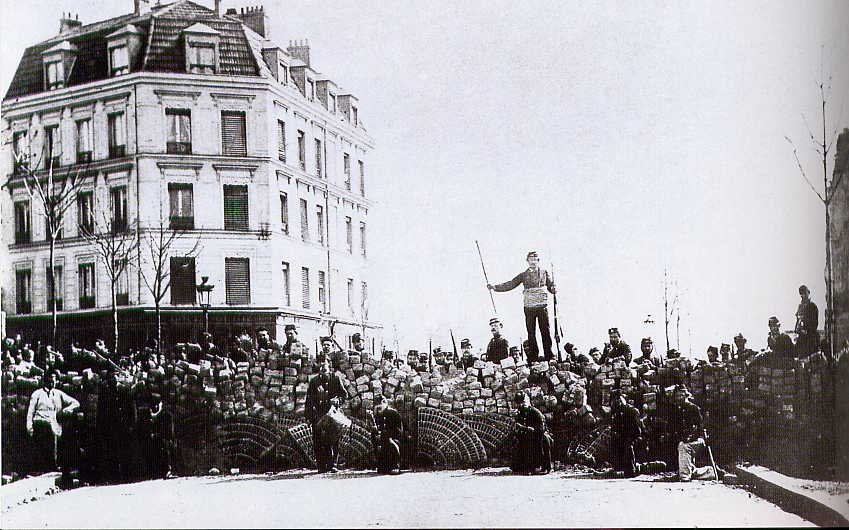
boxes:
[450,329,459,367]
[551,262,562,363]
[475,240,497,314]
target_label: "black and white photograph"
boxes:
[0,0,848,527]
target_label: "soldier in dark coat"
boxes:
[485,317,510,364]
[599,327,632,365]
[767,316,795,368]
[511,392,552,474]
[795,285,819,357]
[608,391,643,477]
[304,354,349,473]
[369,394,403,474]
[633,338,661,372]
[672,386,718,481]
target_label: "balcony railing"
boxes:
[167,142,192,155]
[14,231,31,245]
[109,145,126,159]
[169,216,195,230]
[79,296,96,309]
[16,301,32,314]
[116,293,129,306]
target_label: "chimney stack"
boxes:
[59,13,82,35]
[133,0,151,15]
[287,39,310,67]
[214,0,221,15]
[230,5,269,37]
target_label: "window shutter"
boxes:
[301,267,310,309]
[221,111,247,156]
[278,121,286,162]
[170,257,196,304]
[225,257,251,305]
[223,184,249,230]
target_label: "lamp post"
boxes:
[196,276,215,334]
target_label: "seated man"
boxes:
[485,317,510,364]
[370,394,403,474]
[608,391,665,477]
[672,386,720,482]
[599,327,632,365]
[511,392,552,474]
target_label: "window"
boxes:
[345,216,353,253]
[47,265,63,311]
[279,193,289,234]
[111,186,128,233]
[343,153,351,190]
[361,281,368,313]
[188,43,216,74]
[108,112,126,158]
[46,61,64,90]
[301,267,310,309]
[225,257,251,305]
[166,109,192,154]
[359,160,365,196]
[16,269,32,314]
[297,130,306,170]
[329,93,337,114]
[279,62,288,84]
[76,119,92,163]
[14,200,31,244]
[221,111,247,156]
[169,183,194,229]
[44,125,61,168]
[223,184,249,231]
[347,278,354,310]
[12,130,28,171]
[318,270,326,313]
[110,45,129,76]
[169,257,196,305]
[360,221,367,257]
[77,191,94,234]
[314,139,322,177]
[307,78,315,100]
[300,199,309,241]
[277,120,287,162]
[352,106,358,126]
[316,205,325,245]
[78,263,96,309]
[115,259,130,305]
[281,261,291,307]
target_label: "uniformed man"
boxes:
[488,251,556,362]
[731,333,755,366]
[485,317,510,364]
[511,392,552,474]
[256,327,281,352]
[704,346,720,365]
[599,327,632,365]
[795,285,819,357]
[719,343,731,363]
[369,394,403,474]
[320,336,337,358]
[672,386,719,482]
[767,316,794,368]
[406,350,420,370]
[350,333,368,358]
[608,391,643,477]
[633,338,661,372]
[459,339,478,370]
[304,354,349,473]
[281,324,302,355]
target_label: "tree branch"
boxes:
[785,136,825,202]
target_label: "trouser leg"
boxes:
[524,308,539,362]
[536,307,553,360]
[311,422,326,471]
[32,421,57,474]
[624,439,638,477]
[540,433,552,471]
[678,439,704,481]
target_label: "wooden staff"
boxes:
[475,240,497,314]
[552,262,562,363]
[450,329,459,366]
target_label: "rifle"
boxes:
[475,240,497,314]
[704,429,720,482]
[551,262,562,363]
[450,329,459,367]
[428,339,433,372]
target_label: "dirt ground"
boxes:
[1,468,814,528]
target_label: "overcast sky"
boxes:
[2,0,848,357]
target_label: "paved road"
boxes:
[1,468,813,528]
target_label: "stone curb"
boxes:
[1,472,61,512]
[734,465,849,527]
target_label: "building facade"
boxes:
[830,129,849,352]
[1,0,378,352]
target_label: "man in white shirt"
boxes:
[26,370,80,474]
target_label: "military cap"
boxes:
[284,324,297,332]
[352,333,362,342]
[514,392,528,404]
[526,251,538,259]
[256,326,269,333]
[608,327,619,335]
[460,339,471,348]
[509,346,520,354]
[734,333,746,341]
[320,336,333,344]
[374,393,386,404]
[799,284,809,294]
[588,347,600,354]
[768,316,780,326]
[564,342,574,349]
[707,346,718,354]
[489,317,501,326]
[641,337,653,345]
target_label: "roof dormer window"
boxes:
[307,78,315,101]
[183,23,220,75]
[329,93,336,114]
[46,61,64,90]
[109,45,129,76]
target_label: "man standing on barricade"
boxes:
[305,354,349,473]
[795,285,819,357]
[488,251,556,362]
[485,317,510,364]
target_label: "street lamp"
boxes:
[196,276,215,334]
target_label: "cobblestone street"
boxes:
[1,469,813,528]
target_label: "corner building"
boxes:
[2,0,378,351]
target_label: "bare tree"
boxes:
[785,64,845,362]
[5,130,87,344]
[138,217,200,357]
[663,267,681,355]
[80,208,138,353]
